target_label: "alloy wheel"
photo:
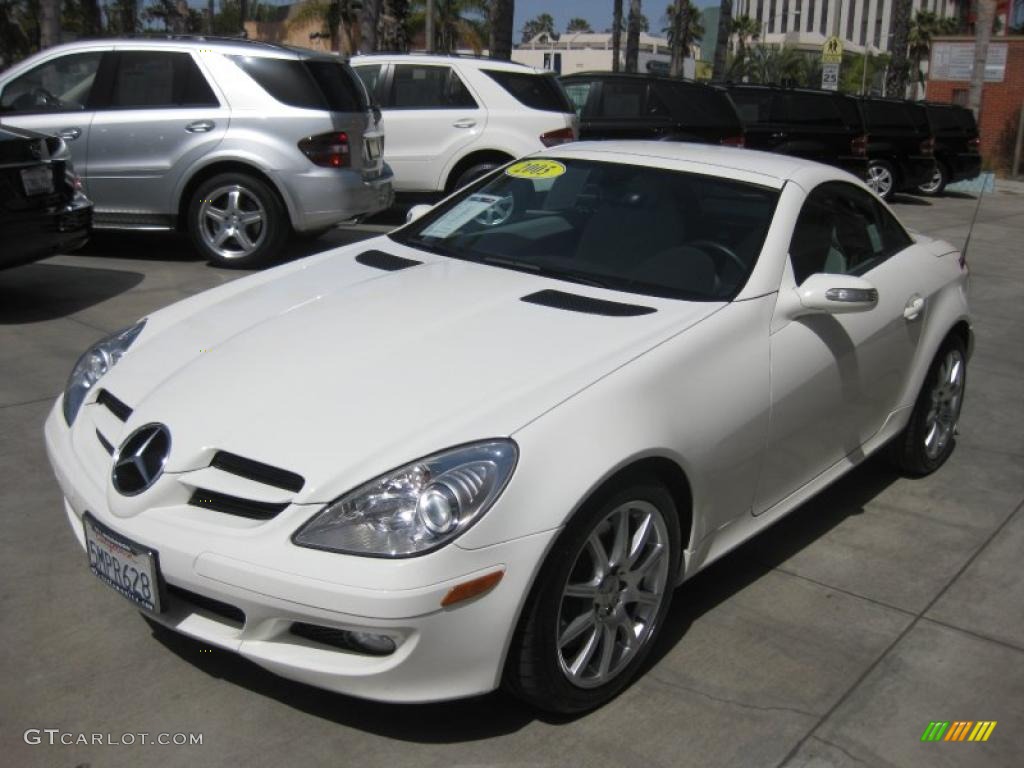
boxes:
[556,500,671,689]
[867,164,894,198]
[919,168,943,194]
[198,184,268,260]
[924,348,965,460]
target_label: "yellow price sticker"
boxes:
[506,159,566,180]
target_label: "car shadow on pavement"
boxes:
[145,457,900,739]
[890,194,932,207]
[0,261,144,324]
[76,231,206,263]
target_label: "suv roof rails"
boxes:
[360,50,516,62]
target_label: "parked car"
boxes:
[560,72,744,146]
[918,101,982,196]
[46,142,970,714]
[0,37,393,268]
[351,54,577,195]
[726,84,869,178]
[855,96,936,201]
[1,123,91,269]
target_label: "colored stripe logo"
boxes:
[921,721,997,742]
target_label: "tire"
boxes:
[187,172,289,268]
[887,336,967,476]
[866,160,897,201]
[450,161,503,193]
[504,475,681,714]
[917,163,949,196]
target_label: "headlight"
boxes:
[62,320,146,426]
[293,440,518,557]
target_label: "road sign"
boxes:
[821,61,840,91]
[822,36,843,64]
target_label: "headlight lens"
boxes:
[62,320,146,426]
[293,440,518,557]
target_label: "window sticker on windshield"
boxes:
[420,194,505,238]
[506,159,566,180]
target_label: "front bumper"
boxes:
[44,402,553,703]
[1,197,92,269]
[897,155,937,191]
[274,164,395,233]
[946,152,982,183]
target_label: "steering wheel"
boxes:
[31,87,64,108]
[474,195,515,227]
[685,239,747,278]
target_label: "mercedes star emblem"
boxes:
[111,423,171,496]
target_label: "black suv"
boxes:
[918,102,982,195]
[856,97,936,200]
[727,84,869,180]
[560,72,744,146]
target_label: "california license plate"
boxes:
[20,165,53,196]
[83,513,163,613]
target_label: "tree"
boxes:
[289,0,362,53]
[612,0,623,71]
[731,14,759,59]
[625,0,642,73]
[712,0,732,81]
[378,0,411,51]
[664,0,703,75]
[412,1,487,54]
[744,43,802,85]
[968,0,997,119]
[489,0,513,59]
[567,17,592,33]
[39,0,60,48]
[521,12,555,43]
[885,0,912,98]
[908,10,939,100]
[361,0,379,52]
[143,0,202,33]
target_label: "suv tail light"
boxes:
[851,134,869,157]
[968,137,981,151]
[298,132,350,168]
[540,127,575,147]
[720,134,745,148]
[920,136,935,156]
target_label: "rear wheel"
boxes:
[887,337,967,476]
[449,159,508,193]
[504,476,680,714]
[918,163,948,196]
[188,172,289,268]
[866,160,896,201]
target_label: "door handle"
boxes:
[904,294,925,320]
[452,119,476,129]
[58,127,81,141]
[185,120,215,133]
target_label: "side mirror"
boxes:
[405,204,432,223]
[792,273,879,315]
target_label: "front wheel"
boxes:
[887,337,967,476]
[918,163,948,196]
[187,172,289,268]
[504,476,680,714]
[866,160,896,201]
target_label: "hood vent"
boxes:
[355,250,422,272]
[521,289,656,317]
[210,450,304,493]
[97,389,133,422]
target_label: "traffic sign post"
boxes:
[821,36,843,91]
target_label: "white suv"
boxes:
[350,54,577,194]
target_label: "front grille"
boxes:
[96,389,132,422]
[167,584,245,627]
[189,488,289,520]
[210,451,304,493]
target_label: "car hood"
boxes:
[98,239,723,502]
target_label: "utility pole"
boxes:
[669,0,686,78]
[969,0,997,120]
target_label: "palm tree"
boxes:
[567,17,592,33]
[885,0,912,98]
[289,0,361,53]
[968,0,997,118]
[731,14,760,59]
[612,0,623,72]
[410,1,487,54]
[625,0,642,73]
[360,0,379,52]
[378,0,411,51]
[712,0,733,81]
[39,0,60,48]
[664,1,703,76]
[908,10,939,100]
[489,0,514,59]
[744,43,801,85]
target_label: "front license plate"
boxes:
[365,136,382,160]
[20,165,54,196]
[83,513,164,613]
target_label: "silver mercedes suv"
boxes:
[0,37,393,267]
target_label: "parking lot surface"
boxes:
[2,190,1022,768]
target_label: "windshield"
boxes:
[390,158,779,301]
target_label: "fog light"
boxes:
[348,631,397,655]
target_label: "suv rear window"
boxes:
[656,82,738,127]
[231,56,367,112]
[482,69,573,113]
[863,100,923,133]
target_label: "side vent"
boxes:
[521,289,656,317]
[97,389,132,421]
[355,250,422,272]
[210,451,304,493]
[189,489,289,520]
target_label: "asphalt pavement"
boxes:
[1,187,1022,768]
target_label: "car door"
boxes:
[85,48,228,223]
[754,182,932,513]
[375,62,485,193]
[0,49,108,195]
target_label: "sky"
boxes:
[512,0,720,37]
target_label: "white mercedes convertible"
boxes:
[45,143,971,713]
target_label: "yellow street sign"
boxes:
[822,36,843,64]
